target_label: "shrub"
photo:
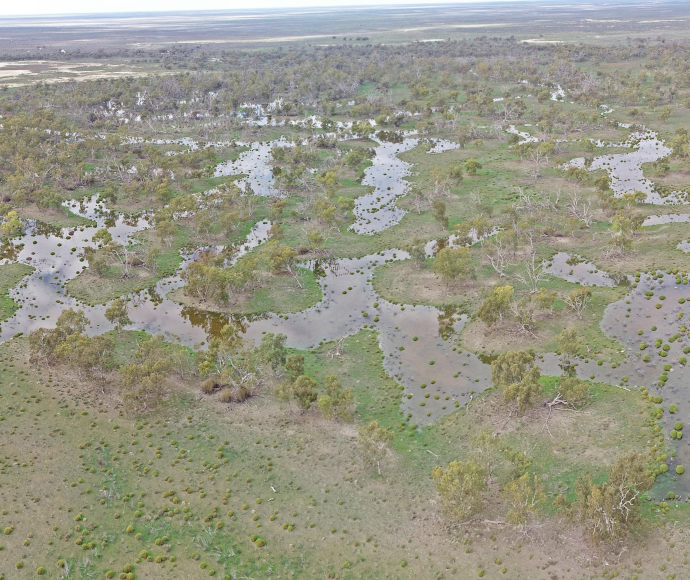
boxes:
[218,388,233,403]
[558,377,590,407]
[235,385,251,402]
[676,465,685,475]
[432,460,487,520]
[201,378,218,394]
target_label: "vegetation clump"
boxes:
[491,350,542,413]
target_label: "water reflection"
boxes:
[567,129,687,205]
[0,119,686,492]
[241,249,492,424]
[544,252,618,287]
[349,136,419,234]
[214,138,292,197]
[0,197,271,351]
[642,213,690,226]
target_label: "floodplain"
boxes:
[0,2,690,578]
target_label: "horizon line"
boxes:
[0,0,568,20]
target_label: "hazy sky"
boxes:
[0,0,510,16]
[1,0,510,17]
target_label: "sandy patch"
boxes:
[521,39,566,44]
[0,69,32,78]
[639,19,685,23]
[400,23,510,32]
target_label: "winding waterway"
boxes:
[567,129,688,204]
[350,136,419,234]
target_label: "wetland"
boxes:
[1,3,690,578]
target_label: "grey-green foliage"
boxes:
[318,374,354,422]
[491,350,542,413]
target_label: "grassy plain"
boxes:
[1,330,684,579]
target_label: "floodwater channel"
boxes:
[642,213,690,226]
[214,139,292,197]
[0,197,271,347]
[242,250,492,423]
[567,129,688,204]
[350,136,419,235]
[544,252,618,287]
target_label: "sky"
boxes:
[2,0,510,18]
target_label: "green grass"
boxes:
[526,377,654,502]
[299,329,653,500]
[0,336,474,579]
[0,263,33,321]
[534,276,628,358]
[412,375,657,508]
[16,205,92,229]
[2,31,690,578]
[303,330,403,428]
[246,267,321,314]
[65,225,190,304]
[171,266,322,316]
